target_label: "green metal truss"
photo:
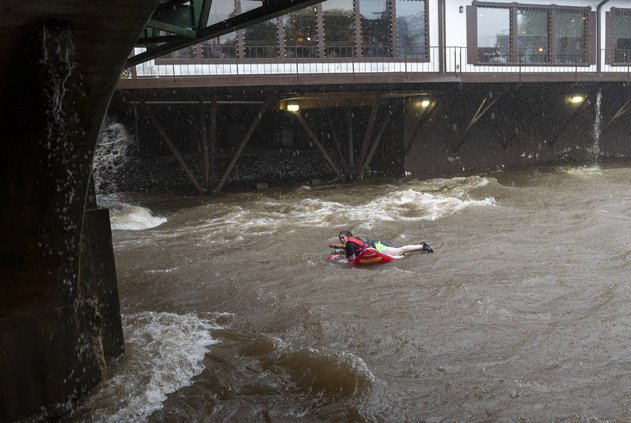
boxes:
[141,0,212,41]
[130,0,322,66]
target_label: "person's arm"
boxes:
[345,242,358,259]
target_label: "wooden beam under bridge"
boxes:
[198,100,218,192]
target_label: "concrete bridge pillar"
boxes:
[0,19,131,421]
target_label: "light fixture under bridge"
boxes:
[568,94,586,105]
[279,98,300,112]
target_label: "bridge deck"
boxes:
[118,46,631,89]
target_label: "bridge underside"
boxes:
[103,81,631,198]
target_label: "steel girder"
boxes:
[128,0,322,67]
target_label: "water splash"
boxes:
[94,121,138,194]
[39,23,83,296]
[66,312,222,423]
[591,88,602,164]
[98,198,167,230]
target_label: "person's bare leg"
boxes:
[384,242,433,256]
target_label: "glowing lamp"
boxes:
[569,95,585,104]
[420,99,431,108]
[287,102,300,112]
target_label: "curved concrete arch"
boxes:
[0,3,156,421]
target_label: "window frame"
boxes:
[392,0,430,60]
[467,1,594,66]
[155,0,430,64]
[605,7,631,66]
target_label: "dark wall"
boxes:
[405,83,631,177]
[101,82,631,195]
[100,93,405,193]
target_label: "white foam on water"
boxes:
[136,176,496,243]
[563,165,603,176]
[70,312,220,423]
[284,176,495,225]
[108,203,167,230]
[144,267,179,274]
[355,188,496,222]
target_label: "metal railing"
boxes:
[126,46,631,80]
[477,49,588,65]
[614,48,631,64]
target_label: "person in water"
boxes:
[332,230,433,260]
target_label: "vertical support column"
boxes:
[439,0,446,72]
[80,205,124,360]
[199,101,210,191]
[391,0,397,58]
[466,6,479,65]
[198,100,218,193]
[278,14,286,60]
[354,0,362,57]
[549,9,558,64]
[317,4,325,57]
[510,7,518,64]
[209,101,218,190]
[236,0,245,60]
[0,21,117,422]
[348,110,355,174]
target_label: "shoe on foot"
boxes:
[421,242,433,253]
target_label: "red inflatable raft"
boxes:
[328,247,398,266]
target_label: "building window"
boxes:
[284,6,320,58]
[468,3,593,66]
[614,14,631,63]
[607,9,631,64]
[322,0,356,57]
[202,0,239,59]
[555,10,587,64]
[243,20,279,58]
[517,8,548,63]
[159,0,432,63]
[395,0,427,58]
[201,34,239,59]
[476,7,510,63]
[242,1,279,58]
[359,0,392,57]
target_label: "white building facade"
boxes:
[126,0,631,82]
